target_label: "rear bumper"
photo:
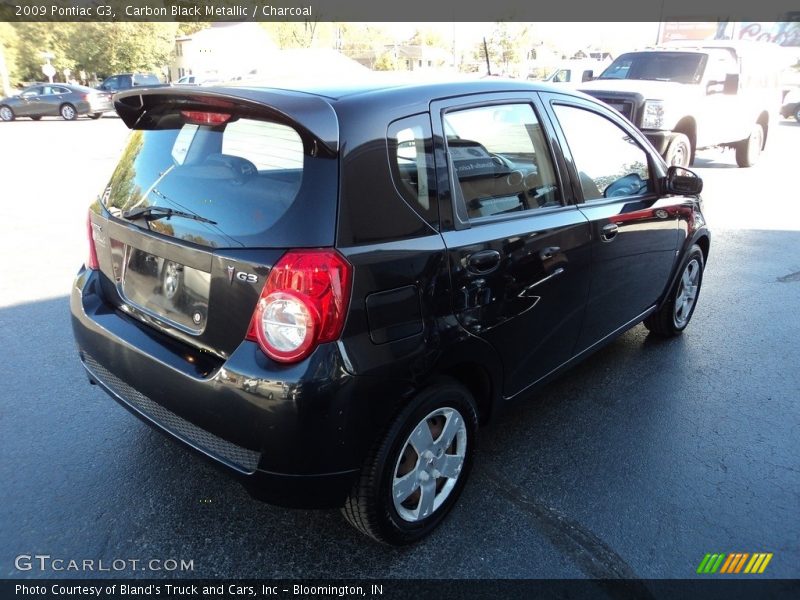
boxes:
[70,268,385,508]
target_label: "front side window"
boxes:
[388,115,437,225]
[553,104,652,202]
[443,103,560,220]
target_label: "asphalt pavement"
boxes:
[0,114,798,579]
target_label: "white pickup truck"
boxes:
[579,42,781,168]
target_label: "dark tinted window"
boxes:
[387,115,438,226]
[103,110,334,248]
[553,104,652,202]
[133,74,160,86]
[444,103,560,220]
[599,52,707,84]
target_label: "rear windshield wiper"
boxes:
[122,206,217,225]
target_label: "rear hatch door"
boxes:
[91,87,339,358]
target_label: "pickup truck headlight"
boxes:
[641,100,665,129]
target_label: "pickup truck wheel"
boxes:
[341,379,478,545]
[665,133,691,168]
[735,123,763,168]
[644,244,704,337]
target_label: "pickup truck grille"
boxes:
[596,97,635,123]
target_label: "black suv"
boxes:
[71,81,709,545]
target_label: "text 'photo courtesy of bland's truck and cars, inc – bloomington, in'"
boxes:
[0,4,799,599]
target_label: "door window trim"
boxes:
[430,92,576,232]
[541,93,667,208]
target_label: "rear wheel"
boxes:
[794,106,800,123]
[89,112,103,120]
[644,244,704,337]
[30,115,42,121]
[0,106,14,121]
[60,103,77,121]
[735,123,763,168]
[664,133,692,168]
[342,379,478,545]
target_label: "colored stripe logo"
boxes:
[697,552,773,574]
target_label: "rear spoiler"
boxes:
[114,86,340,154]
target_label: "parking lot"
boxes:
[1,113,798,579]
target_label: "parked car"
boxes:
[0,83,112,121]
[780,87,800,121]
[71,80,709,545]
[97,72,169,94]
[580,42,783,168]
[175,75,222,86]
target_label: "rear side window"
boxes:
[388,115,437,226]
[103,109,334,248]
[444,103,561,220]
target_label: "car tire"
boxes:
[664,133,692,168]
[0,105,14,122]
[735,123,763,168]
[342,379,478,545]
[794,106,800,123]
[89,112,103,120]
[30,116,42,121]
[60,103,77,121]
[644,244,704,337]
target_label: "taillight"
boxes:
[86,212,99,270]
[246,250,352,363]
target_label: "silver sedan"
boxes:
[0,83,113,121]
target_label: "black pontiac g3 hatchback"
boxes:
[71,80,709,545]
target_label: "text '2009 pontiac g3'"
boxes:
[71,79,709,545]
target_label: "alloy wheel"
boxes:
[674,258,700,328]
[392,407,467,523]
[0,107,13,121]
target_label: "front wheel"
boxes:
[735,123,763,168]
[89,112,103,120]
[0,106,14,122]
[60,103,77,121]
[644,244,704,337]
[794,106,800,123]
[664,133,692,168]
[30,115,42,121]
[342,380,478,545]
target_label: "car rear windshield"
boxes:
[102,108,337,248]
[598,52,707,84]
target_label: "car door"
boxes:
[432,93,593,398]
[541,92,680,351]
[16,86,44,116]
[46,86,70,116]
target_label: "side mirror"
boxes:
[723,73,739,95]
[666,166,703,196]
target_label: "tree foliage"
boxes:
[4,22,178,83]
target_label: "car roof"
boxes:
[227,76,579,102]
[115,78,595,153]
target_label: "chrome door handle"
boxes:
[601,223,619,242]
[466,250,501,275]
